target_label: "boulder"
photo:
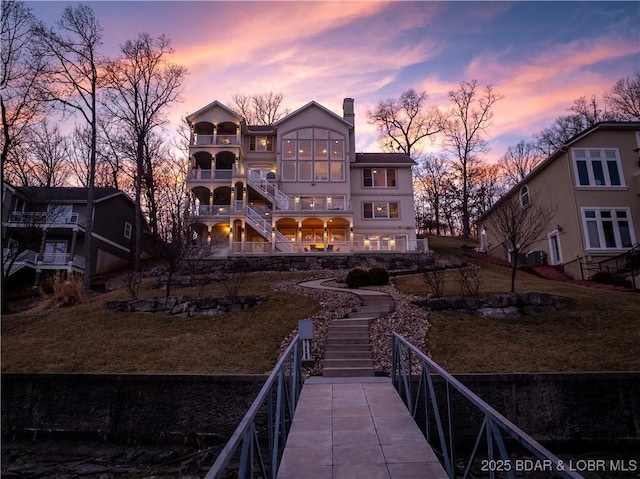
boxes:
[476,307,520,318]
[484,294,518,308]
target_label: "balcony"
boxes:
[187,204,231,218]
[193,134,239,146]
[187,169,233,181]
[7,211,86,228]
[37,253,85,271]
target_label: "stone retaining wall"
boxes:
[2,372,638,445]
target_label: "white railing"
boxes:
[8,211,86,227]
[188,204,231,217]
[36,253,85,270]
[187,169,233,181]
[246,170,290,210]
[245,206,272,238]
[193,134,239,146]
[274,231,294,253]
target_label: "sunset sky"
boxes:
[28,1,640,161]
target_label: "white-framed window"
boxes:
[363,202,399,219]
[519,185,530,208]
[363,168,396,188]
[582,207,635,250]
[250,136,273,152]
[281,128,345,182]
[572,148,624,187]
[124,222,132,239]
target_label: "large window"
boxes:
[572,149,624,187]
[363,202,399,219]
[582,208,635,250]
[363,168,396,188]
[281,128,345,182]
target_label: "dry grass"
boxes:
[1,272,320,374]
[392,235,640,373]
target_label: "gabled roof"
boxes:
[186,100,243,124]
[354,153,415,166]
[477,121,640,223]
[273,101,352,128]
[12,185,134,205]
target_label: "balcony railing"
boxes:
[187,169,233,181]
[8,211,86,227]
[188,204,231,217]
[37,253,85,270]
[193,134,239,146]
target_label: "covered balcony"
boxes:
[191,121,240,146]
[188,151,236,181]
[187,186,232,218]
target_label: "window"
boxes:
[363,202,399,219]
[519,185,530,207]
[363,168,397,188]
[281,128,345,181]
[582,208,635,250]
[250,136,273,152]
[124,222,132,239]
[572,149,624,187]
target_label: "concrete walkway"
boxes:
[276,377,448,479]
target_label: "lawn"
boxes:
[392,235,640,373]
[1,271,321,374]
[3,238,639,375]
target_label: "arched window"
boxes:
[520,185,530,208]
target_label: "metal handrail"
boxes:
[204,335,303,479]
[391,333,583,479]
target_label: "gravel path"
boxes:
[275,273,431,375]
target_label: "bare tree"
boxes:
[414,155,452,236]
[34,4,103,292]
[102,32,187,271]
[443,80,503,238]
[487,194,555,292]
[1,0,49,182]
[25,120,70,187]
[231,91,289,125]
[367,88,444,158]
[499,140,545,188]
[604,72,640,121]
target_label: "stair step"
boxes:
[326,333,370,340]
[324,350,372,359]
[345,312,380,319]
[324,358,373,367]
[331,319,370,326]
[323,367,375,377]
[325,344,371,352]
[325,338,370,345]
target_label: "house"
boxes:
[477,122,640,283]
[185,98,418,255]
[2,183,145,282]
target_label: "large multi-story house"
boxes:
[2,183,145,283]
[477,122,640,283]
[185,98,418,255]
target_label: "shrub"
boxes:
[456,265,482,296]
[51,271,83,307]
[368,267,389,286]
[422,268,446,297]
[346,268,370,288]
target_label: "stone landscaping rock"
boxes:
[476,307,521,318]
[484,294,518,308]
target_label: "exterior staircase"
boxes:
[322,294,395,377]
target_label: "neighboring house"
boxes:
[477,122,640,282]
[185,98,418,255]
[2,183,144,282]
